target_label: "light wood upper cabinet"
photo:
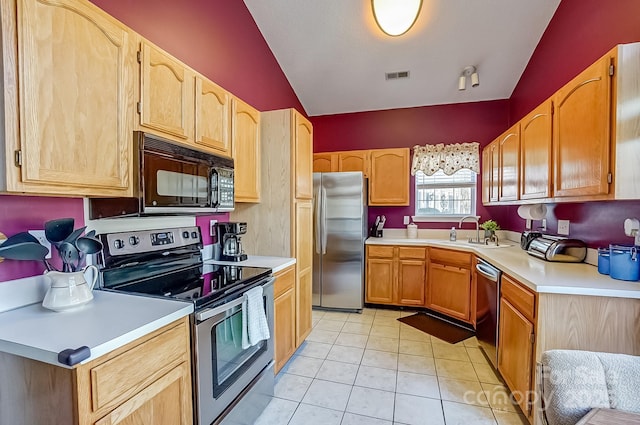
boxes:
[5,0,135,196]
[338,150,369,177]
[498,123,520,201]
[232,97,260,202]
[489,142,500,202]
[520,100,552,200]
[553,54,612,199]
[293,111,313,200]
[194,76,231,156]
[139,41,194,140]
[313,153,338,173]
[369,148,410,206]
[481,147,491,204]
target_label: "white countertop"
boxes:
[0,290,193,368]
[204,255,296,273]
[366,232,640,299]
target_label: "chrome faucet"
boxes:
[459,216,481,244]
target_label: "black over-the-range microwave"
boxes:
[89,132,234,219]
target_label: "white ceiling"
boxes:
[243,0,561,117]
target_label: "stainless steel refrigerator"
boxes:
[312,172,368,311]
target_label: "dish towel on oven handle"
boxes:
[241,285,270,349]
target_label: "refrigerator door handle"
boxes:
[321,186,328,255]
[314,185,322,254]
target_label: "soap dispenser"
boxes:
[450,227,457,241]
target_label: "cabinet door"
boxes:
[139,42,194,140]
[553,55,612,198]
[498,124,520,201]
[232,97,261,202]
[520,101,552,200]
[94,363,192,425]
[397,259,426,306]
[366,258,395,304]
[195,76,231,156]
[17,0,134,195]
[274,287,296,374]
[427,263,471,321]
[313,153,337,173]
[294,200,313,345]
[481,147,491,204]
[489,142,500,202]
[369,148,410,206]
[498,298,534,417]
[294,111,313,200]
[338,151,369,177]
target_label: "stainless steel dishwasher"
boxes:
[475,258,502,368]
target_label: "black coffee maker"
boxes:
[215,222,248,262]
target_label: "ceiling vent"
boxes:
[385,71,410,80]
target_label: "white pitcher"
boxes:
[42,265,98,312]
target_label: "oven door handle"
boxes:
[195,277,275,323]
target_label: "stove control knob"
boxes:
[129,236,140,246]
[191,231,198,239]
[113,239,125,249]
[182,231,190,239]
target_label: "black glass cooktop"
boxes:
[105,264,271,308]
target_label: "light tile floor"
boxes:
[255,308,529,425]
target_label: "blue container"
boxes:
[609,244,640,281]
[597,247,610,275]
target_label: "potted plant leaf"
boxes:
[480,220,500,239]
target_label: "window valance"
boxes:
[411,142,480,176]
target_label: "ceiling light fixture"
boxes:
[458,66,479,90]
[372,0,422,37]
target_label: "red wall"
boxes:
[312,101,510,229]
[500,0,640,247]
[0,0,302,281]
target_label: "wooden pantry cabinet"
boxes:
[0,317,193,425]
[313,147,410,206]
[230,108,313,357]
[365,245,426,306]
[426,248,473,322]
[1,0,135,196]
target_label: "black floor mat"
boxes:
[398,312,475,344]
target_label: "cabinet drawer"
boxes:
[367,245,395,258]
[274,265,295,298]
[90,321,189,412]
[501,275,536,322]
[429,248,471,268]
[398,247,426,259]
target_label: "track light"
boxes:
[458,66,479,91]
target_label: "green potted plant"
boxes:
[480,220,500,238]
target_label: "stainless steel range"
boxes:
[98,226,274,425]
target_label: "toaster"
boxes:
[520,231,542,250]
[526,236,587,262]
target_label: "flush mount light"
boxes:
[458,65,479,90]
[372,0,423,36]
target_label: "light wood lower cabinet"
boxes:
[426,248,472,322]
[0,317,193,425]
[498,274,536,420]
[274,265,296,374]
[365,245,426,306]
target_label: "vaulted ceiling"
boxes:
[243,0,561,116]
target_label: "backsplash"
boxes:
[0,195,84,281]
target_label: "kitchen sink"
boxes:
[443,240,512,249]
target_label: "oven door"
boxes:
[194,278,274,425]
